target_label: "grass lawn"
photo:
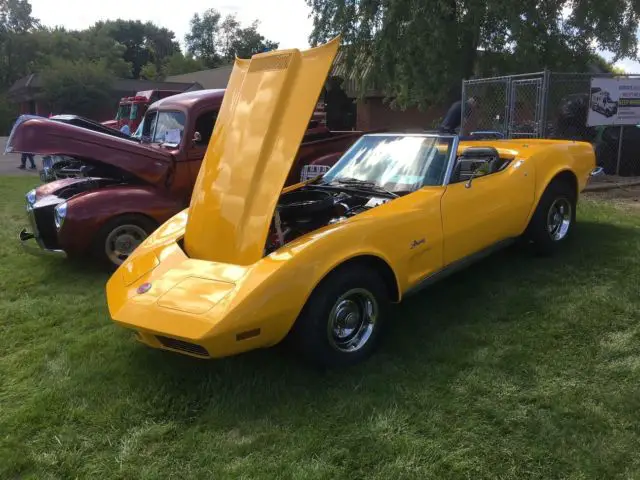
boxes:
[1,175,640,479]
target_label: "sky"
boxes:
[28,0,640,73]
[29,0,314,50]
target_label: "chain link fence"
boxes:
[461,71,640,176]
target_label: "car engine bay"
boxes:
[264,187,392,254]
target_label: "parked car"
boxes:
[106,38,598,368]
[11,89,376,268]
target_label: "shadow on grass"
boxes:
[89,219,639,429]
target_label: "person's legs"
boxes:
[18,153,27,169]
[27,154,36,169]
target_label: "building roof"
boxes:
[164,49,374,97]
[7,74,203,101]
[165,65,235,90]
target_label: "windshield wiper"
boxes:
[332,178,399,198]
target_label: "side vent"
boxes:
[248,54,292,73]
[156,336,210,357]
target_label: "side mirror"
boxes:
[192,131,202,145]
[464,160,490,189]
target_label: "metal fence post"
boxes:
[460,78,467,135]
[505,77,512,137]
[616,125,624,176]
[540,69,551,138]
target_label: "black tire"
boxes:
[91,214,157,270]
[286,265,390,369]
[525,179,577,255]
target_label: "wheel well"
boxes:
[92,212,159,245]
[327,255,400,302]
[549,170,578,198]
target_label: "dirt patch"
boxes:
[584,184,640,211]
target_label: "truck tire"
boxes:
[286,265,389,369]
[92,214,157,270]
[525,179,577,255]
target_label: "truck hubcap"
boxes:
[105,224,148,265]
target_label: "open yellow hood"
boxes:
[183,37,341,265]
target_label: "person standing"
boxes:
[324,76,352,131]
[11,114,40,170]
[18,152,36,170]
[439,97,477,134]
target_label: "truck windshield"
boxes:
[130,104,139,120]
[116,103,130,121]
[152,111,186,145]
[321,135,454,192]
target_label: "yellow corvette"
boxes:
[106,38,598,368]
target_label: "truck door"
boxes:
[187,109,220,184]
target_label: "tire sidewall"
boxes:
[92,214,157,270]
[528,180,577,253]
[290,266,390,368]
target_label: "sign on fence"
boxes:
[587,77,640,126]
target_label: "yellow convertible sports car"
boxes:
[106,38,599,368]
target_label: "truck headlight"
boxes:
[26,189,36,210]
[54,202,67,230]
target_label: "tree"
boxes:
[185,9,279,67]
[0,0,39,89]
[91,19,179,78]
[140,62,161,81]
[40,58,115,118]
[0,91,18,134]
[306,0,640,108]
[29,27,131,79]
[163,51,205,76]
[185,8,223,68]
[223,18,279,61]
[0,0,38,33]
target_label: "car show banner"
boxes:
[587,77,640,126]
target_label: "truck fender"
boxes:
[59,186,181,255]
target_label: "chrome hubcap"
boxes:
[327,288,378,353]
[547,198,572,241]
[105,224,148,265]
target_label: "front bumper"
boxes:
[19,228,67,258]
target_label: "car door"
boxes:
[439,154,535,266]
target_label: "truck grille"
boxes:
[155,336,210,357]
[33,205,59,250]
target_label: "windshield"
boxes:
[116,103,131,121]
[151,111,186,145]
[130,104,139,120]
[321,135,454,192]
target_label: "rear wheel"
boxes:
[525,179,577,255]
[287,265,389,368]
[92,214,157,269]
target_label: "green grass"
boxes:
[1,176,640,479]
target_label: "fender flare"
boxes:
[524,167,578,227]
[59,187,181,254]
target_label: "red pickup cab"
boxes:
[9,89,375,268]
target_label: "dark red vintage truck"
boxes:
[9,89,376,268]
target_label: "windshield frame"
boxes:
[319,133,460,192]
[141,109,187,147]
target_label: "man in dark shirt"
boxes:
[439,97,476,134]
[324,76,353,130]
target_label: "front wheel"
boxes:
[286,265,389,368]
[92,214,157,269]
[525,180,577,255]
